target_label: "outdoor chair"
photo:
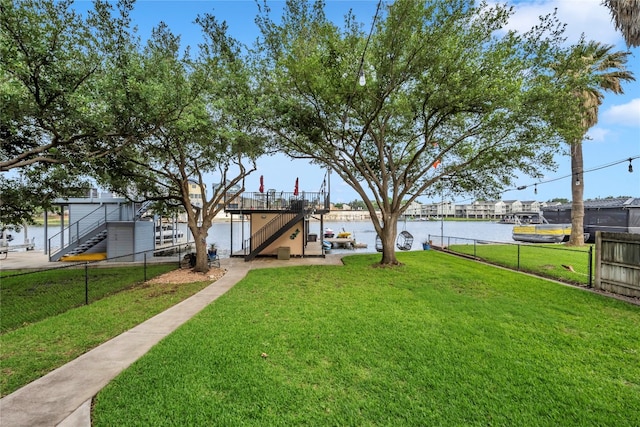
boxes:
[207,251,220,268]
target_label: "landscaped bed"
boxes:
[92,251,640,426]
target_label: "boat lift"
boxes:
[0,238,36,259]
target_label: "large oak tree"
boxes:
[255,0,578,265]
[95,16,267,272]
[0,0,143,227]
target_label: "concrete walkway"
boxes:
[0,253,344,427]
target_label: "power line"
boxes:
[426,154,639,206]
[507,154,639,194]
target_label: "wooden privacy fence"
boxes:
[595,232,640,298]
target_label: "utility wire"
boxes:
[431,155,639,206]
[505,154,639,194]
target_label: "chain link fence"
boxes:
[428,234,594,287]
[0,246,190,333]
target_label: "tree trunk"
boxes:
[189,224,211,273]
[379,214,400,265]
[568,141,585,246]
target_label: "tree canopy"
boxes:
[0,0,142,227]
[93,14,268,271]
[255,0,580,264]
[1,1,267,268]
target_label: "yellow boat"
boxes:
[511,213,571,243]
[512,224,571,243]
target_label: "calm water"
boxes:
[19,220,515,255]
[315,220,514,254]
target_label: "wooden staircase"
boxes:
[243,211,307,261]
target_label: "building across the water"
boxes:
[542,197,640,243]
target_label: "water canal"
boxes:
[18,219,515,257]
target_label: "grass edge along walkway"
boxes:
[0,264,250,427]
[1,265,198,397]
[93,252,640,426]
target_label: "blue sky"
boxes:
[80,0,639,204]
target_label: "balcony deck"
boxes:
[224,191,330,215]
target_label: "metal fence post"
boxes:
[588,246,593,288]
[85,262,89,305]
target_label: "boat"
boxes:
[504,212,545,225]
[323,228,334,238]
[499,215,517,224]
[511,213,571,243]
[336,229,351,238]
[322,240,333,250]
[155,224,184,243]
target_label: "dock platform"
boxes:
[324,238,356,249]
[0,241,36,259]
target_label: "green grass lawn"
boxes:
[0,275,212,397]
[449,243,594,285]
[93,252,640,426]
[1,263,177,333]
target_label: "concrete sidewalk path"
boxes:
[0,254,344,426]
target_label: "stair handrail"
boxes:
[243,204,312,259]
[48,204,122,257]
[135,200,154,220]
[244,212,297,253]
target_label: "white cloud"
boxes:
[496,0,623,46]
[602,98,640,127]
[586,127,609,142]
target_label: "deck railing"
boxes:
[224,191,329,212]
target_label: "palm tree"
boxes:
[566,41,635,246]
[603,0,640,47]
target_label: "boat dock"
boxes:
[0,241,36,259]
[323,237,366,249]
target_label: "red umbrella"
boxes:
[259,175,264,193]
[294,177,299,196]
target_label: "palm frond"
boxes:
[603,0,640,47]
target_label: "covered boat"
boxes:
[511,212,571,243]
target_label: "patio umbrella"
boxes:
[294,177,299,196]
[259,175,264,193]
